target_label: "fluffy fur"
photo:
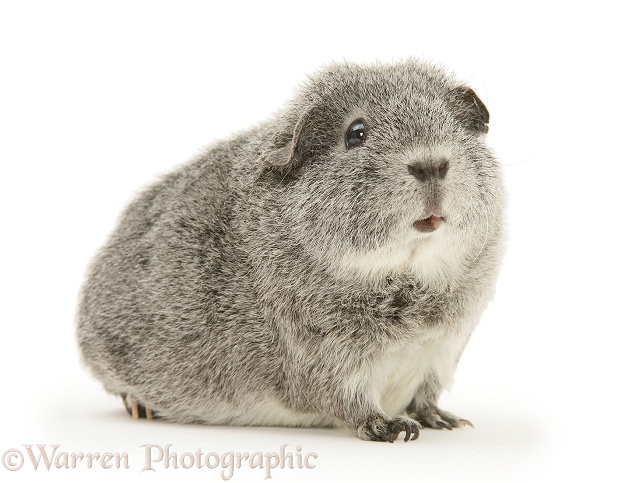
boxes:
[76,59,506,442]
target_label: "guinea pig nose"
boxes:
[407,160,449,181]
[407,162,428,181]
[437,159,449,179]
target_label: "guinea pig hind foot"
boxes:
[120,393,158,421]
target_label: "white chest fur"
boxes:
[371,324,475,417]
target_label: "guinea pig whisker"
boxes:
[469,209,490,266]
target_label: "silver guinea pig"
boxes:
[76,59,506,442]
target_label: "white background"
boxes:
[1,1,635,482]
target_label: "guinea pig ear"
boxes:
[451,86,490,134]
[265,106,316,168]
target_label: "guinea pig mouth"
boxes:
[413,215,445,233]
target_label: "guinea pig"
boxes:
[76,59,506,442]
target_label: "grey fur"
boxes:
[76,59,506,442]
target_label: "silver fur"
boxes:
[76,59,506,442]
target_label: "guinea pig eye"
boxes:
[345,119,366,149]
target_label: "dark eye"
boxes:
[345,119,366,149]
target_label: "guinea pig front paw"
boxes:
[410,405,473,430]
[357,415,421,442]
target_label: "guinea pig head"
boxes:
[261,61,504,281]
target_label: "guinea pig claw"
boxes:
[437,420,453,430]
[459,419,474,428]
[404,426,420,443]
[131,400,155,420]
[131,400,139,420]
[122,394,156,421]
